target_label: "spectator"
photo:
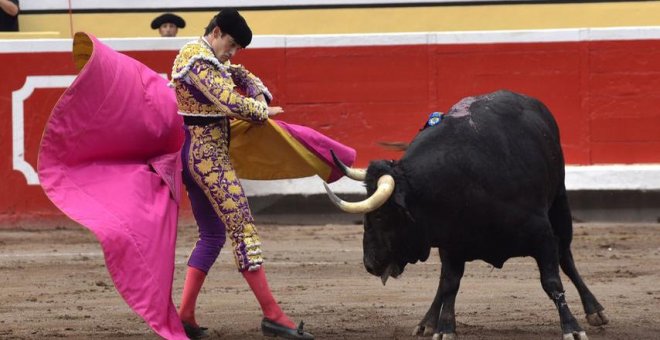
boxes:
[0,0,19,32]
[151,13,185,37]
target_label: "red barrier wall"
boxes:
[2,34,660,222]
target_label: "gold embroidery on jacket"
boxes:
[172,39,268,121]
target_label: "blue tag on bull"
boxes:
[426,112,443,127]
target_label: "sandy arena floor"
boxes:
[0,222,658,339]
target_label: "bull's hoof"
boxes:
[432,333,457,340]
[411,325,435,337]
[562,331,588,340]
[586,311,609,326]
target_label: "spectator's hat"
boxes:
[151,13,186,29]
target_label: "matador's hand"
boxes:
[268,106,284,117]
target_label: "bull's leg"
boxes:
[559,248,608,326]
[549,187,608,326]
[413,252,464,340]
[534,229,587,340]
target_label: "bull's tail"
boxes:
[548,184,574,250]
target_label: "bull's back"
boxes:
[401,91,564,257]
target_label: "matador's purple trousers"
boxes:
[181,121,264,273]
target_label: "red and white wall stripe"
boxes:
[1,27,660,222]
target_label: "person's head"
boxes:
[203,8,252,63]
[151,13,186,37]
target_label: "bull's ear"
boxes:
[390,164,406,209]
[393,189,406,209]
[393,186,415,222]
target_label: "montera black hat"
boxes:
[214,8,252,48]
[151,13,186,29]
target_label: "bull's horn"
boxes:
[323,175,395,213]
[331,149,366,181]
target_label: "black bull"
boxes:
[324,90,608,340]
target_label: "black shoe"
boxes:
[261,318,314,339]
[182,322,209,339]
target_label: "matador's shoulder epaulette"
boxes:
[171,39,226,80]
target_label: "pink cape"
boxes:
[38,33,187,339]
[38,33,355,339]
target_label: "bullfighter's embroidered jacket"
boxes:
[171,37,271,121]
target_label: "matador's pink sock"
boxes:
[178,266,207,327]
[242,266,296,329]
